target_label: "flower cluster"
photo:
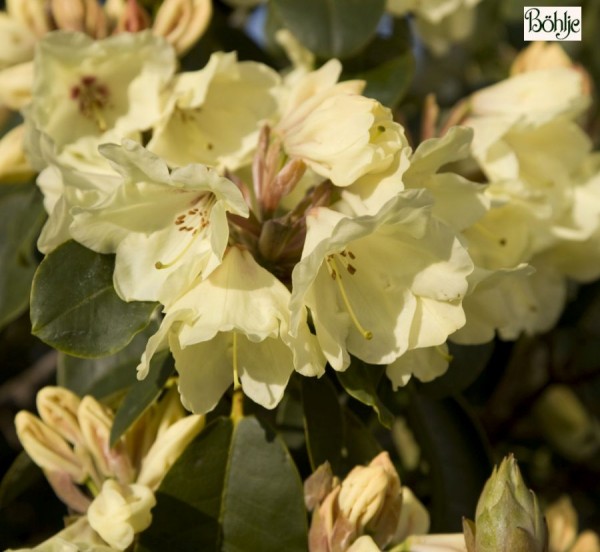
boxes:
[12,386,204,550]
[19,33,600,416]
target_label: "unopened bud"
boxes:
[37,386,83,446]
[6,0,53,37]
[464,455,548,552]
[0,61,34,110]
[136,414,204,489]
[50,0,109,39]
[153,0,212,55]
[545,496,578,552]
[87,479,156,550]
[0,14,36,70]
[15,411,86,483]
[347,535,381,552]
[115,0,150,33]
[308,452,404,551]
[571,532,600,552]
[533,385,600,461]
[394,487,430,542]
[0,124,35,183]
[78,396,134,484]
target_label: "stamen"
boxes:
[155,195,214,269]
[326,256,372,340]
[232,331,241,391]
[434,345,453,363]
[70,75,110,132]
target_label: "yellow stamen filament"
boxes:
[327,256,373,341]
[91,104,107,132]
[230,332,244,422]
[154,229,200,270]
[155,197,214,270]
[232,331,241,391]
[435,345,453,363]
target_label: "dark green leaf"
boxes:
[0,452,43,509]
[110,351,174,446]
[341,407,382,471]
[415,341,495,399]
[138,416,308,552]
[57,320,160,398]
[301,374,382,476]
[0,185,45,330]
[302,375,345,474]
[359,53,415,109]
[336,359,394,428]
[406,391,492,531]
[272,0,386,59]
[30,241,158,358]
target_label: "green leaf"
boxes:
[406,390,492,531]
[336,358,394,428]
[272,0,386,59]
[110,351,174,446]
[415,341,495,399]
[301,374,382,476]
[30,241,158,358]
[302,375,345,474]
[0,185,45,330]
[137,416,308,552]
[57,320,160,398]
[359,53,415,109]
[342,407,382,470]
[0,452,43,509]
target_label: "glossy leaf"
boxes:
[137,416,308,552]
[415,341,495,399]
[302,375,345,474]
[360,53,415,109]
[272,0,386,59]
[57,320,160,398]
[336,358,394,428]
[302,374,382,476]
[406,391,492,531]
[30,241,158,358]
[110,351,174,446]
[0,185,45,330]
[0,452,43,509]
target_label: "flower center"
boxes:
[325,251,373,341]
[70,75,111,132]
[155,194,216,270]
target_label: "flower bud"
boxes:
[136,414,204,489]
[0,61,34,110]
[346,535,381,552]
[545,496,578,552]
[0,14,36,69]
[6,0,53,37]
[78,396,134,484]
[0,124,35,184]
[511,43,573,75]
[114,0,150,33]
[463,455,548,552]
[15,411,86,483]
[37,386,84,446]
[87,479,156,550]
[400,533,469,551]
[50,0,109,39]
[308,452,404,551]
[153,0,212,55]
[571,532,600,552]
[532,385,600,461]
[394,487,430,542]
